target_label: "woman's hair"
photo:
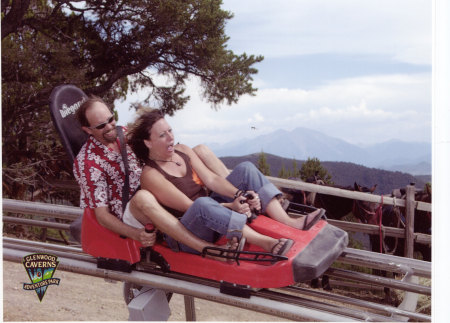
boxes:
[75,95,111,127]
[128,109,165,162]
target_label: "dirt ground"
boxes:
[2,261,286,321]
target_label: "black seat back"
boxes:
[49,84,89,242]
[49,84,88,164]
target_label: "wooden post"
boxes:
[404,184,416,258]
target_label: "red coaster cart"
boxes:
[49,84,348,293]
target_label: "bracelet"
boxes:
[234,189,244,200]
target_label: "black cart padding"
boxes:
[49,84,88,241]
[292,223,348,282]
[49,84,88,164]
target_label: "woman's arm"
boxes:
[192,144,230,178]
[175,145,253,216]
[140,166,194,213]
[177,144,238,199]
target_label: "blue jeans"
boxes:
[164,197,247,254]
[211,161,282,213]
[164,162,282,254]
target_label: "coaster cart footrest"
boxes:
[286,202,324,216]
[201,246,288,265]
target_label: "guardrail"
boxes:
[3,174,433,259]
[268,177,431,212]
[267,178,432,258]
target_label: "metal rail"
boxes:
[2,246,353,322]
[3,240,431,322]
[3,215,71,230]
[3,199,431,321]
[338,248,431,278]
[4,236,430,296]
[280,286,430,322]
[2,198,82,220]
[3,236,431,321]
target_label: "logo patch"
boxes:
[22,253,61,302]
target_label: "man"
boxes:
[73,95,222,253]
[74,96,235,321]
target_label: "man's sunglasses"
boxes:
[89,115,115,130]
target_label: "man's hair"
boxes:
[76,95,111,127]
[128,109,165,163]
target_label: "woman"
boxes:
[128,110,323,257]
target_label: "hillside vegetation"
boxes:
[220,153,430,195]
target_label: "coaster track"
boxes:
[3,199,431,321]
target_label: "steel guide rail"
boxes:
[3,246,355,322]
[2,245,423,322]
[326,267,430,295]
[2,237,431,296]
[3,199,431,321]
[338,248,431,278]
[281,286,431,322]
[3,237,431,322]
[133,260,427,322]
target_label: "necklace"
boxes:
[148,157,181,166]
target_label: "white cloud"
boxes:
[116,1,431,147]
[248,113,264,124]
[307,100,394,120]
[222,0,431,65]
[155,72,430,147]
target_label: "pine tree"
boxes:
[278,163,289,179]
[2,0,263,200]
[300,157,333,184]
[291,158,301,178]
[257,151,271,176]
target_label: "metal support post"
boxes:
[184,296,196,321]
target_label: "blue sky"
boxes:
[117,0,432,148]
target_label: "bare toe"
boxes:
[270,238,293,256]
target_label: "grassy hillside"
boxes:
[219,153,431,195]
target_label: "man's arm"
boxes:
[95,206,155,246]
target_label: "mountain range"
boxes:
[219,154,430,195]
[206,127,431,175]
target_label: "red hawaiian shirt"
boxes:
[73,134,142,220]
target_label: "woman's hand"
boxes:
[137,229,157,247]
[245,191,261,213]
[225,196,252,218]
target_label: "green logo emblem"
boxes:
[22,253,61,302]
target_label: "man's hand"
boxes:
[94,206,157,245]
[138,229,157,247]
